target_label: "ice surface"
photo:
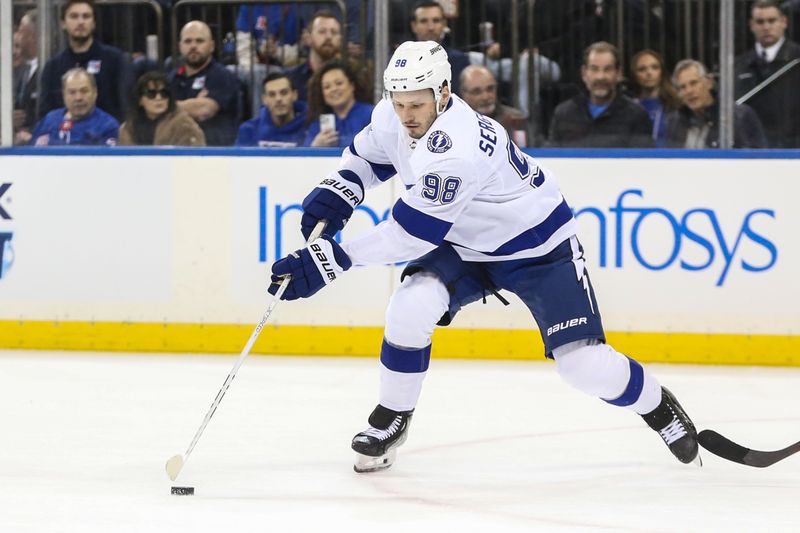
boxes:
[2,350,798,532]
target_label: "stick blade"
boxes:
[699,429,800,468]
[698,429,750,465]
[165,454,184,481]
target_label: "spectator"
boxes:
[628,49,682,147]
[547,41,654,147]
[734,0,800,148]
[38,0,132,122]
[298,1,373,58]
[236,73,308,147]
[12,10,38,145]
[409,1,470,95]
[465,49,561,119]
[236,4,302,67]
[12,29,23,68]
[236,2,371,68]
[119,71,205,147]
[666,59,767,149]
[459,65,540,147]
[30,68,119,147]
[304,61,373,147]
[284,10,358,102]
[168,21,241,146]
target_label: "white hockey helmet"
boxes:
[384,40,452,114]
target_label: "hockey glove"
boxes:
[301,172,364,240]
[268,237,352,300]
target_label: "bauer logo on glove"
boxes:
[309,243,338,282]
[300,171,365,240]
[319,177,363,206]
[269,237,352,300]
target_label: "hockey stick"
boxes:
[698,429,800,468]
[165,220,327,482]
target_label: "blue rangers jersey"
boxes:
[30,107,119,147]
[334,94,577,266]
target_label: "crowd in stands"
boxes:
[10,0,800,149]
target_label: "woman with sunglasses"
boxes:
[119,71,206,146]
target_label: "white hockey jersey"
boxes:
[337,94,577,266]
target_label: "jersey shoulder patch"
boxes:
[426,130,452,153]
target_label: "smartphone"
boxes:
[319,113,336,132]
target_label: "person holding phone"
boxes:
[304,61,373,147]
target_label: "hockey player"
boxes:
[269,41,700,472]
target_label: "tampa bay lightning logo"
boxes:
[427,130,452,153]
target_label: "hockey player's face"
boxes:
[391,89,439,139]
[582,51,619,104]
[62,3,95,44]
[750,7,787,47]
[63,72,97,120]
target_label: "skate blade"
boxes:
[691,453,703,468]
[353,449,397,473]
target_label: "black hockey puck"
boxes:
[171,486,194,495]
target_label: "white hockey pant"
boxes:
[378,272,662,416]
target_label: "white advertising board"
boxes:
[0,153,796,339]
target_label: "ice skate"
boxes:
[351,405,413,473]
[642,387,701,465]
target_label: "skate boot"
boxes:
[351,404,413,473]
[642,387,700,465]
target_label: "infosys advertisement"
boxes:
[0,153,795,339]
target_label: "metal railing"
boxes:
[3,0,800,148]
[170,0,346,63]
[737,58,800,105]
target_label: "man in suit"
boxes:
[12,10,39,145]
[734,0,800,147]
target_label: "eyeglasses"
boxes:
[143,88,170,99]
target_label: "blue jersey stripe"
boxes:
[392,199,453,245]
[487,199,573,256]
[348,141,397,181]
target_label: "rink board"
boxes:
[0,149,797,365]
